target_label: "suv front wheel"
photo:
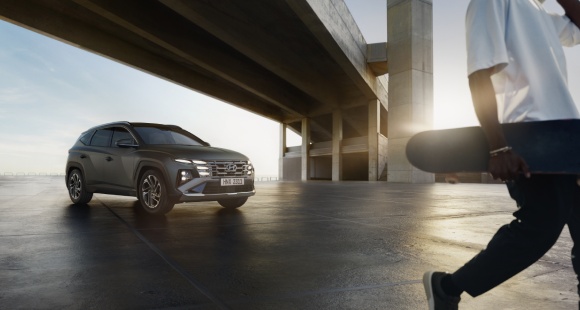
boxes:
[138,170,174,215]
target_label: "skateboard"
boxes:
[405,119,580,174]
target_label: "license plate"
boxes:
[221,178,244,186]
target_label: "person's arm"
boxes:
[469,68,530,180]
[557,0,580,28]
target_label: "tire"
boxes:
[218,197,248,209]
[138,169,174,215]
[67,169,93,204]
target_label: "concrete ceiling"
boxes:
[0,0,388,141]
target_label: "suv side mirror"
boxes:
[116,138,139,148]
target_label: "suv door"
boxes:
[101,127,137,190]
[87,128,114,187]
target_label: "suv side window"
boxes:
[111,128,135,147]
[90,128,114,147]
[79,130,95,145]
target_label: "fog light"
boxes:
[243,162,254,175]
[178,170,194,185]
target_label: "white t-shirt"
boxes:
[466,0,580,123]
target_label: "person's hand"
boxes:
[488,150,530,181]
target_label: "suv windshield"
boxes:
[133,126,206,146]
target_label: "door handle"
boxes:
[80,154,87,159]
[105,156,113,162]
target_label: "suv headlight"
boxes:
[193,160,211,177]
[175,159,209,165]
[197,167,210,177]
[175,158,192,164]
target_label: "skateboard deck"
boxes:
[406,119,580,174]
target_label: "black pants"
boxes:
[452,174,580,297]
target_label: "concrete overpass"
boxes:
[0,0,434,183]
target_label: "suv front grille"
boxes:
[208,161,251,177]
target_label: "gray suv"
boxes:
[65,122,255,215]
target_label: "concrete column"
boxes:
[387,0,434,183]
[301,118,311,181]
[368,100,380,181]
[279,122,287,180]
[332,110,343,181]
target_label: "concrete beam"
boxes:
[71,0,313,117]
[159,0,339,108]
[367,42,388,76]
[287,0,389,106]
[0,0,286,121]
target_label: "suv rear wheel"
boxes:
[67,169,93,204]
[138,170,174,215]
[218,197,248,209]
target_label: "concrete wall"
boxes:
[283,150,371,181]
[343,153,369,180]
[282,157,302,181]
[310,156,332,180]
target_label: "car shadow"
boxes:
[130,201,169,230]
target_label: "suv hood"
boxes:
[145,145,249,161]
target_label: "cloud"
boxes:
[0,88,35,105]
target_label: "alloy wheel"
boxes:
[141,174,161,209]
[68,173,81,200]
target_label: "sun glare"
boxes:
[433,77,479,130]
[434,101,478,130]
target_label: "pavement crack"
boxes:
[97,199,231,310]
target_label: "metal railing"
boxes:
[2,172,65,176]
[257,176,279,182]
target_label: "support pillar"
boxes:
[301,118,310,181]
[332,110,343,181]
[279,123,286,180]
[387,0,434,183]
[368,100,380,181]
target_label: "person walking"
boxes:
[424,0,580,309]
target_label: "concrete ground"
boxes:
[0,176,577,310]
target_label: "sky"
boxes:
[0,0,579,176]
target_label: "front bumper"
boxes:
[176,177,255,202]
